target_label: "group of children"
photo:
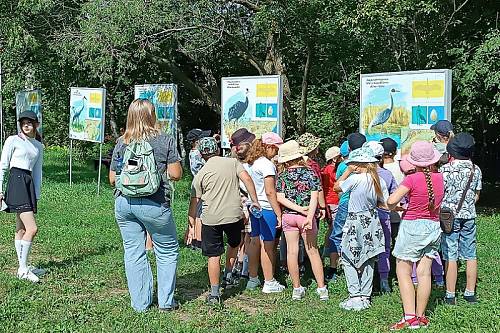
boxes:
[186,119,482,330]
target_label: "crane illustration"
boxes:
[228,89,249,124]
[368,88,400,133]
[71,96,87,126]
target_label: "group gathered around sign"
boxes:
[0,99,482,330]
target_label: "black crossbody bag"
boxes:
[439,165,475,234]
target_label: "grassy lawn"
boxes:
[0,148,499,332]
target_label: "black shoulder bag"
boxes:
[439,165,475,234]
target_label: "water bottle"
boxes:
[249,206,262,219]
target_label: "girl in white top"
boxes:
[0,111,44,283]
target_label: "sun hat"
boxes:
[262,132,283,147]
[187,128,211,142]
[198,137,218,155]
[339,141,349,157]
[277,140,304,163]
[230,128,256,146]
[345,146,379,164]
[297,132,321,154]
[380,137,398,154]
[325,146,341,162]
[347,133,366,150]
[430,120,453,136]
[399,155,416,174]
[447,132,475,160]
[363,141,384,159]
[406,141,441,167]
[18,111,39,123]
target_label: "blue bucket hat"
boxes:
[340,141,350,157]
[345,146,379,164]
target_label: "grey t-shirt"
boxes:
[110,133,181,204]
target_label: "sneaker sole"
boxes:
[262,288,285,294]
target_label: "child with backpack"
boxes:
[276,140,328,301]
[335,146,388,311]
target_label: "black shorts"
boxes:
[201,220,244,257]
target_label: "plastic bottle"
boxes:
[249,206,262,219]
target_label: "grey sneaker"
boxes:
[246,277,261,290]
[292,286,306,300]
[262,279,285,293]
[340,297,365,311]
[316,287,329,301]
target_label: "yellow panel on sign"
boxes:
[256,83,278,98]
[412,80,445,98]
[28,92,39,104]
[157,90,173,104]
[90,92,102,104]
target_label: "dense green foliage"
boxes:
[0,150,499,332]
[0,0,499,177]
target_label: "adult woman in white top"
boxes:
[0,111,44,283]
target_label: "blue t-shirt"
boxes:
[336,161,350,205]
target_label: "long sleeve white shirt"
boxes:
[0,134,44,199]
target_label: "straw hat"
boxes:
[297,133,321,154]
[278,140,304,163]
[325,146,341,162]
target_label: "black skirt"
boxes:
[5,167,37,214]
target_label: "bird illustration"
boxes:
[72,96,87,125]
[228,89,249,124]
[368,88,400,133]
[417,109,427,125]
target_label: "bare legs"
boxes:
[445,259,477,293]
[396,256,433,317]
[16,212,38,241]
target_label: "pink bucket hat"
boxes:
[399,154,416,174]
[262,132,283,147]
[407,141,441,167]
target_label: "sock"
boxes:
[241,255,249,276]
[210,285,220,297]
[464,289,475,296]
[19,240,32,271]
[404,314,416,320]
[317,286,327,291]
[446,290,456,298]
[294,286,303,291]
[249,276,259,283]
[265,278,276,284]
[15,240,22,264]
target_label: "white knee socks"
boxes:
[15,240,22,264]
[19,240,32,271]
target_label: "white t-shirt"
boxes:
[341,173,389,213]
[383,161,404,185]
[248,156,276,210]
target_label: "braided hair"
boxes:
[422,167,435,211]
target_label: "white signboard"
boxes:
[360,69,452,153]
[221,75,283,148]
[69,87,106,143]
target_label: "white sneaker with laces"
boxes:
[340,297,365,311]
[262,279,285,293]
[292,286,306,300]
[316,287,329,301]
[17,268,40,283]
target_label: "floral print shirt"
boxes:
[276,166,321,214]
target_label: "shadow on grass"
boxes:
[40,244,119,271]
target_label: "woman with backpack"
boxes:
[387,141,444,330]
[0,111,43,283]
[109,99,182,312]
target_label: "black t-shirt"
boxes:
[110,133,181,204]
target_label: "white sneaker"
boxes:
[262,279,285,293]
[316,287,329,301]
[360,296,371,308]
[292,286,306,300]
[339,297,365,311]
[17,268,40,283]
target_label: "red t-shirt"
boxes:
[401,172,444,222]
[321,164,339,205]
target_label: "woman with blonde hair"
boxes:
[334,146,388,311]
[109,99,182,312]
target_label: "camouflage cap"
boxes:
[297,132,321,154]
[198,137,218,155]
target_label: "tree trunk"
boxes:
[298,45,312,134]
[107,96,119,138]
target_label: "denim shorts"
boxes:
[441,218,477,261]
[328,200,348,253]
[393,219,442,262]
[250,209,278,241]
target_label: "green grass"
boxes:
[0,148,499,332]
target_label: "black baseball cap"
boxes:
[18,111,39,123]
[447,132,475,160]
[430,120,453,136]
[347,133,366,150]
[380,137,398,154]
[187,129,211,142]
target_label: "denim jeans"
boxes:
[115,195,179,312]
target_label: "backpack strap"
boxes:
[455,164,475,214]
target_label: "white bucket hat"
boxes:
[363,141,384,159]
[345,146,379,164]
[278,140,304,163]
[325,146,341,162]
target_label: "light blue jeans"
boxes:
[115,195,179,312]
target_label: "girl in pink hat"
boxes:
[388,142,444,330]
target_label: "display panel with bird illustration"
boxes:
[69,88,106,143]
[221,76,282,148]
[360,70,452,154]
